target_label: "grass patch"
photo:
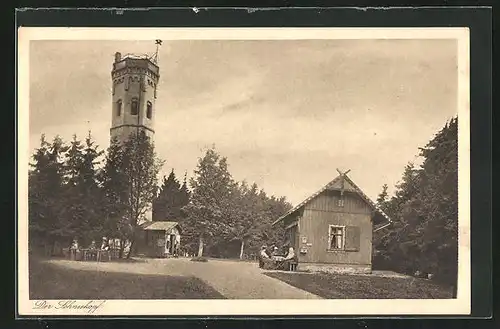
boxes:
[265,272,454,299]
[29,259,224,299]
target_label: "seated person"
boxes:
[86,240,98,260]
[270,246,280,257]
[276,247,298,271]
[259,245,275,269]
[89,240,97,250]
[70,239,79,251]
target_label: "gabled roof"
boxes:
[272,173,392,226]
[140,221,179,232]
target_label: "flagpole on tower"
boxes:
[154,39,162,64]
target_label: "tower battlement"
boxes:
[110,51,160,143]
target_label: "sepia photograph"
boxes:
[17,27,470,316]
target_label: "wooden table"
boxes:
[81,249,98,261]
[96,250,111,262]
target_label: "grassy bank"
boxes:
[29,258,225,299]
[265,272,454,299]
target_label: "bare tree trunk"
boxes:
[197,235,204,257]
[126,239,135,259]
[239,239,245,260]
[118,239,124,259]
[126,228,136,259]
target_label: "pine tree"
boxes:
[414,117,458,288]
[100,137,131,257]
[80,132,105,241]
[372,117,458,292]
[58,132,104,246]
[152,169,181,221]
[28,135,52,249]
[376,184,389,210]
[178,172,191,216]
[28,135,69,254]
[60,135,86,242]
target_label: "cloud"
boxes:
[28,39,458,204]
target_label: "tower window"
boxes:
[131,98,139,115]
[146,101,153,119]
[116,99,122,117]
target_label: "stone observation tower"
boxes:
[110,44,161,223]
[110,51,160,142]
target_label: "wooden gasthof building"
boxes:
[272,170,392,274]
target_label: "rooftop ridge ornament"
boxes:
[336,168,351,197]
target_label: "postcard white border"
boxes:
[17,27,471,316]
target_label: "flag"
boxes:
[155,39,162,45]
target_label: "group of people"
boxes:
[70,237,110,252]
[259,244,298,271]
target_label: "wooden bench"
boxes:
[68,249,82,261]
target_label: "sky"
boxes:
[28,39,458,205]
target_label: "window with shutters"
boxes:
[328,225,345,250]
[344,226,361,252]
[131,98,139,115]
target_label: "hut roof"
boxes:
[141,221,179,232]
[271,173,392,228]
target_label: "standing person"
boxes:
[70,238,79,260]
[259,245,270,268]
[101,237,110,251]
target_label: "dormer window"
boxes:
[116,99,122,117]
[146,101,152,119]
[131,98,139,115]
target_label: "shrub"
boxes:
[190,256,208,262]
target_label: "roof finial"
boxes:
[336,168,351,197]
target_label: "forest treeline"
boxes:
[373,116,458,289]
[153,148,290,258]
[28,130,289,259]
[28,116,458,287]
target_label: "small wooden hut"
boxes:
[139,221,182,258]
[272,170,392,274]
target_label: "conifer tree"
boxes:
[28,135,69,253]
[376,184,389,210]
[152,169,181,221]
[178,172,191,216]
[373,117,458,291]
[100,137,131,257]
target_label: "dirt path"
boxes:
[45,258,322,299]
